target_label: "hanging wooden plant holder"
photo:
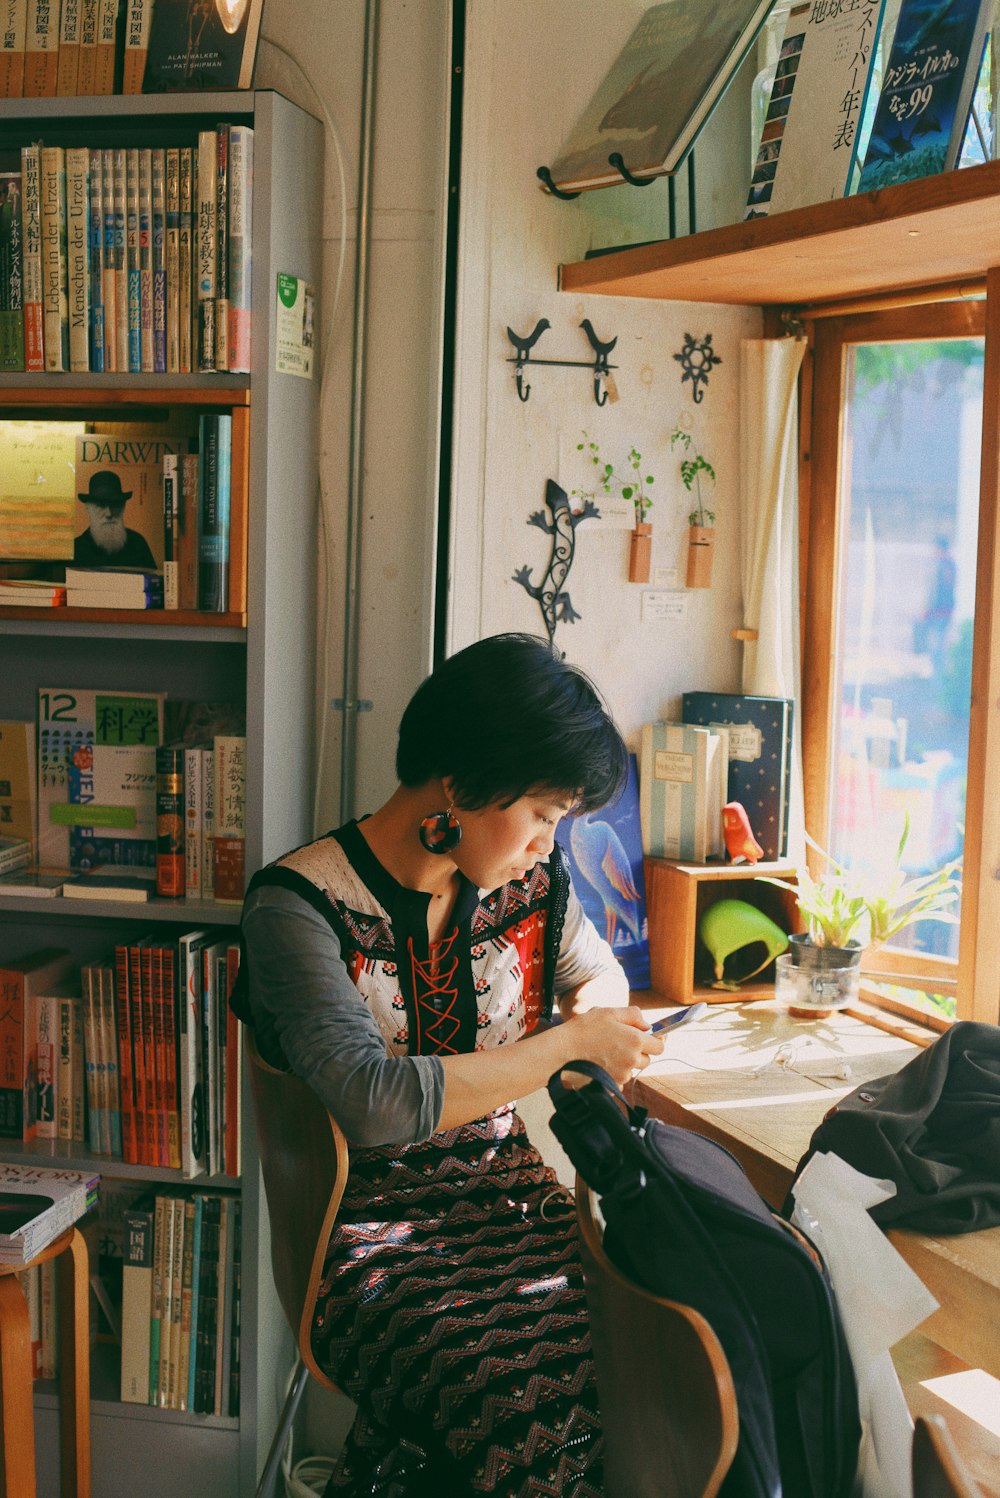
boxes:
[686,524,715,588]
[629,521,652,583]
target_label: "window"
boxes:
[802,298,997,1026]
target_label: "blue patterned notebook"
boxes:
[558,753,650,990]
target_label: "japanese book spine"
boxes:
[178,931,208,1179]
[183,745,203,898]
[20,142,42,370]
[0,0,28,97]
[112,146,127,373]
[194,1195,218,1411]
[162,451,179,609]
[177,145,192,373]
[164,147,179,372]
[100,145,115,369]
[214,123,229,371]
[120,1201,154,1402]
[65,145,89,373]
[638,721,713,862]
[121,0,151,92]
[98,962,122,1155]
[151,146,166,371]
[155,743,184,899]
[212,734,245,903]
[146,944,168,1167]
[125,145,140,372]
[70,989,84,1142]
[81,965,103,1151]
[129,941,150,1164]
[39,143,68,372]
[55,992,73,1139]
[186,1195,204,1401]
[87,147,104,371]
[215,1194,234,1414]
[55,0,80,95]
[0,159,25,370]
[168,1195,185,1406]
[114,941,138,1162]
[93,0,116,92]
[39,1257,56,1378]
[224,942,240,1177]
[178,1196,196,1409]
[0,721,36,852]
[0,959,37,1139]
[178,450,200,611]
[33,990,57,1139]
[201,944,222,1176]
[200,743,215,899]
[159,1194,179,1406]
[23,0,58,96]
[215,952,226,1173]
[20,1266,41,1377]
[195,129,216,372]
[148,1192,167,1404]
[76,0,97,94]
[138,146,152,372]
[198,413,231,610]
[160,943,180,1169]
[227,1196,240,1414]
[227,124,252,373]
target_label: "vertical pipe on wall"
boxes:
[339,0,380,823]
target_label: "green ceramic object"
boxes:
[698,898,789,987]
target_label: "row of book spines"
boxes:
[33,987,86,1144]
[122,1190,241,1417]
[155,736,245,900]
[0,0,149,99]
[15,1254,58,1381]
[4,127,252,376]
[163,414,236,615]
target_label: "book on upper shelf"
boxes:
[62,867,158,901]
[681,691,794,863]
[0,719,36,852]
[0,1163,99,1267]
[0,151,25,372]
[0,0,28,98]
[0,834,30,873]
[557,752,650,990]
[745,1,886,220]
[74,430,189,573]
[0,947,74,1142]
[0,418,82,562]
[64,565,165,610]
[545,0,776,193]
[857,0,992,193]
[638,721,728,864]
[143,0,264,94]
[0,866,67,896]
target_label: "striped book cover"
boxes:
[640,721,717,863]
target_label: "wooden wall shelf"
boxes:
[559,160,1000,308]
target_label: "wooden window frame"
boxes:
[800,292,1000,1027]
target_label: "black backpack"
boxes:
[547,1061,861,1498]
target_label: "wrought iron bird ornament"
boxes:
[513,479,599,646]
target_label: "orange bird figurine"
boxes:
[723,802,763,865]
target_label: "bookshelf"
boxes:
[0,91,322,1498]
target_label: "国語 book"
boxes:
[557,754,650,990]
[546,0,776,193]
[681,692,794,863]
[746,0,886,219]
[857,0,992,192]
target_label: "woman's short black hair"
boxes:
[396,633,627,812]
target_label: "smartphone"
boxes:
[649,1002,708,1034]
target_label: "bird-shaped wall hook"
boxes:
[506,318,550,401]
[513,479,598,646]
[579,319,618,406]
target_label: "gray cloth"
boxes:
[241,876,616,1148]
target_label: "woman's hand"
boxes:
[561,1004,664,1088]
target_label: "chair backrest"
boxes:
[245,1027,351,1390]
[576,1178,738,1498]
[912,1415,984,1498]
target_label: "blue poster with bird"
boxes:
[557,753,650,990]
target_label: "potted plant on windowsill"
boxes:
[574,434,656,583]
[759,816,961,1016]
[671,428,716,588]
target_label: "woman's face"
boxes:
[447,786,575,892]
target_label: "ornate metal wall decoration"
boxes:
[674,331,722,403]
[513,479,599,646]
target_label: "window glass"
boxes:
[833,339,983,1018]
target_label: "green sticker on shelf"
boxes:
[275,273,315,379]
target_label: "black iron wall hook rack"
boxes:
[506,318,618,405]
[536,149,697,238]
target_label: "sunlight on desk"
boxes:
[921,1371,1000,1441]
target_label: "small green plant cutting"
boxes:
[671,428,716,588]
[575,432,656,582]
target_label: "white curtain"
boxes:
[739,336,808,858]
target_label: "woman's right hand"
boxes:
[561,1004,664,1088]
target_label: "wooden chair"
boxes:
[576,1179,738,1498]
[912,1414,984,1498]
[0,1226,90,1498]
[245,1029,351,1498]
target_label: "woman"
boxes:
[234,633,662,1497]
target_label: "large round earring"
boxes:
[418,806,462,854]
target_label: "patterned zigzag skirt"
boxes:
[312,1107,604,1498]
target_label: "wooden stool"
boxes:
[0,1227,90,1498]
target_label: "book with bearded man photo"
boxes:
[74,431,189,573]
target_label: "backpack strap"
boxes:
[541,840,572,1024]
[546,1060,649,1199]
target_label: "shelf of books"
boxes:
[0,90,322,1498]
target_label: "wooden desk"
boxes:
[632,1000,1000,1385]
